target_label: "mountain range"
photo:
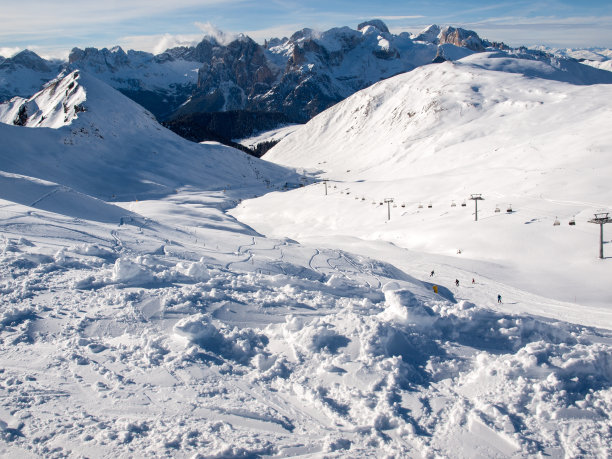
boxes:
[2,20,612,151]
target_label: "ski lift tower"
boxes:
[470,194,484,221]
[589,212,611,259]
[323,180,328,196]
[384,198,394,221]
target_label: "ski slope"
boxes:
[235,52,612,316]
[0,61,611,457]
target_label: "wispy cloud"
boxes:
[2,1,612,57]
[118,33,204,55]
[376,15,425,20]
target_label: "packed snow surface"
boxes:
[1,57,611,457]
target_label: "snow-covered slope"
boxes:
[234,52,612,312]
[0,70,294,200]
[1,56,611,458]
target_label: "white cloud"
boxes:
[194,22,239,45]
[0,47,22,58]
[117,33,204,54]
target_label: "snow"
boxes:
[236,124,303,149]
[1,55,611,457]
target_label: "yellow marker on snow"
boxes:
[433,285,438,294]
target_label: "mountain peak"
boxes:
[357,19,390,34]
[413,24,441,43]
[1,49,51,72]
[0,70,86,128]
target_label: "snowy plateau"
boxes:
[0,31,612,459]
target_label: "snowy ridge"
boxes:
[0,70,86,128]
[0,70,295,200]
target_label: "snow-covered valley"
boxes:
[0,52,611,458]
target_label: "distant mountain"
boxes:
[0,49,63,102]
[67,46,199,120]
[531,45,612,73]
[2,21,611,149]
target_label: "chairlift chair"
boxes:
[506,204,513,213]
[401,202,406,208]
[418,203,423,209]
[553,217,560,226]
[428,202,433,208]
[461,200,467,207]
[451,201,456,207]
[569,217,576,226]
[495,204,500,213]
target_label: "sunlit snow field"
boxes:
[0,54,611,458]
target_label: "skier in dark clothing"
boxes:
[455,279,459,287]
[430,270,435,277]
[497,294,502,303]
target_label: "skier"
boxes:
[430,270,435,277]
[472,278,475,284]
[497,294,502,303]
[455,279,459,287]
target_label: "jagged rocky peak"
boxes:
[357,19,390,34]
[265,37,288,49]
[439,26,485,51]
[1,49,51,72]
[412,25,486,52]
[69,46,130,70]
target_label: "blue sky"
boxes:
[1,0,612,58]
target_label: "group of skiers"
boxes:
[429,270,502,304]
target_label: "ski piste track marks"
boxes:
[1,184,611,456]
